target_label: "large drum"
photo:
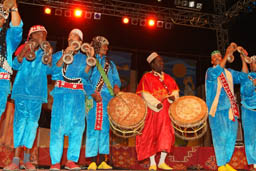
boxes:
[169,96,208,140]
[107,92,147,138]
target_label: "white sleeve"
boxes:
[142,92,162,112]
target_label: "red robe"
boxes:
[136,71,179,161]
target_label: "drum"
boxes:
[107,92,147,138]
[169,96,208,140]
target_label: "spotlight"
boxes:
[131,18,139,25]
[148,19,156,27]
[44,7,51,15]
[182,0,188,7]
[74,8,82,18]
[64,10,72,17]
[94,12,101,20]
[165,22,172,29]
[156,20,164,28]
[140,19,146,26]
[55,9,62,16]
[196,3,203,10]
[122,17,130,24]
[85,11,92,19]
[189,1,195,8]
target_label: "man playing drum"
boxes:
[85,36,121,170]
[205,44,247,171]
[136,52,179,170]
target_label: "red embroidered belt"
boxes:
[0,72,10,80]
[55,80,84,90]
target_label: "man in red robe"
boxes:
[136,52,179,170]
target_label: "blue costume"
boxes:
[0,21,23,117]
[50,51,91,165]
[11,47,52,148]
[240,72,256,165]
[205,65,246,166]
[86,54,121,157]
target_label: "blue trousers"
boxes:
[13,99,42,148]
[241,106,256,164]
[209,109,238,166]
[50,93,86,165]
[0,91,8,118]
[85,99,110,158]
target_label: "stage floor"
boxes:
[0,145,253,170]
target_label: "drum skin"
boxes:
[107,92,147,138]
[169,96,208,140]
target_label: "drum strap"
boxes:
[219,71,239,121]
[94,58,111,130]
[151,71,171,95]
[95,58,114,96]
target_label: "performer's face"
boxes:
[68,33,82,46]
[0,15,6,28]
[31,31,47,45]
[99,44,108,56]
[152,56,164,73]
[250,61,256,72]
[211,53,222,66]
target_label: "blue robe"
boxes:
[240,72,256,165]
[0,21,23,117]
[50,51,90,164]
[11,47,52,148]
[205,65,246,166]
[85,54,121,158]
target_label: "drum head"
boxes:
[107,92,147,129]
[169,96,208,127]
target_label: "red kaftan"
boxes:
[136,71,179,161]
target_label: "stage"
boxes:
[0,102,253,170]
[0,145,252,170]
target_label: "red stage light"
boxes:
[74,8,82,18]
[122,17,129,24]
[148,19,156,27]
[44,7,52,15]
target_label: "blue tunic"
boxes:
[0,21,23,117]
[205,65,246,166]
[240,72,256,165]
[86,54,121,157]
[11,47,52,148]
[50,51,91,164]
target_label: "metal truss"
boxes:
[213,0,253,53]
[223,0,255,22]
[214,0,229,53]
[18,0,251,55]
[18,0,222,30]
[216,28,229,55]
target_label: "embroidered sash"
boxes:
[219,72,239,121]
[209,69,239,121]
[94,58,111,130]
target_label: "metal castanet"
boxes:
[237,46,252,64]
[227,42,237,63]
[40,41,53,65]
[25,39,39,61]
[63,40,81,65]
[81,43,96,67]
